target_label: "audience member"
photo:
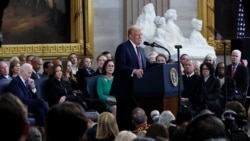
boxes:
[171,104,193,129]
[200,63,221,116]
[47,65,87,110]
[93,54,107,76]
[132,107,150,136]
[46,102,88,141]
[215,62,236,108]
[26,55,34,64]
[62,60,79,90]
[226,49,249,105]
[18,54,26,65]
[184,109,226,141]
[0,93,30,141]
[8,63,48,126]
[85,110,99,141]
[101,51,112,60]
[148,51,158,63]
[145,123,169,141]
[52,58,62,66]
[0,61,11,80]
[68,53,79,75]
[203,54,216,68]
[193,60,201,75]
[96,112,119,141]
[150,110,160,122]
[97,60,116,116]
[110,25,149,130]
[76,56,95,93]
[180,54,189,66]
[158,110,175,128]
[115,130,137,141]
[26,126,42,141]
[42,61,53,78]
[156,54,167,64]
[181,59,203,115]
[9,59,20,78]
[31,57,43,80]
[224,101,250,133]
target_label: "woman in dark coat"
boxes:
[200,63,221,116]
[47,65,87,110]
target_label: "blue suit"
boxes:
[8,76,48,126]
[110,40,148,130]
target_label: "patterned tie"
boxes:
[36,72,41,79]
[136,46,143,69]
[231,66,236,78]
[237,0,246,38]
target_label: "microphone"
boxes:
[143,41,172,63]
[143,41,154,47]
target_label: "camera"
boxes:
[221,110,249,141]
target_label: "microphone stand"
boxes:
[148,43,171,63]
[175,45,182,110]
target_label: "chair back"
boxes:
[35,77,49,100]
[85,75,102,98]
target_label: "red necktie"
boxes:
[231,66,236,78]
[136,46,143,69]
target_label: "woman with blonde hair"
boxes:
[96,112,119,141]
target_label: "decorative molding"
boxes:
[0,0,94,60]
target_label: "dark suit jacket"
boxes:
[111,40,148,98]
[85,124,97,141]
[8,76,46,111]
[226,64,249,96]
[76,67,95,93]
[31,71,43,80]
[0,75,11,80]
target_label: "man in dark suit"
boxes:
[31,57,43,80]
[8,63,48,126]
[110,25,148,130]
[0,61,11,80]
[226,49,249,104]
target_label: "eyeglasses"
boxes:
[107,65,114,68]
[202,68,209,70]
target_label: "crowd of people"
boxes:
[0,24,250,141]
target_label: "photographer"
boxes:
[222,101,250,141]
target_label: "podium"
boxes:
[133,63,183,116]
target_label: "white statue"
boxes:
[188,18,213,48]
[163,9,188,46]
[135,3,156,46]
[135,3,216,61]
[152,16,177,57]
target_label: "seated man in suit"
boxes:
[8,63,48,127]
[226,49,249,104]
[31,56,43,80]
[0,61,11,80]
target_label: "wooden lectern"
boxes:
[133,63,183,117]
